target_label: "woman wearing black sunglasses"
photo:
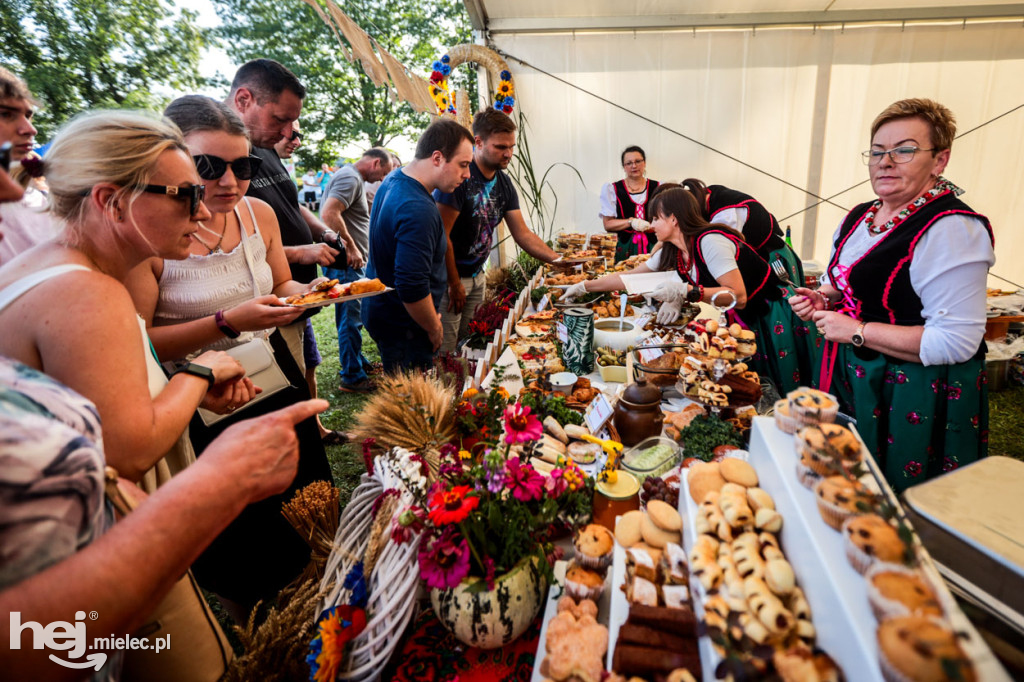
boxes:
[126,95,332,615]
[0,110,258,486]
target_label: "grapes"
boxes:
[640,475,680,508]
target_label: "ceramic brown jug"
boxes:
[613,376,664,446]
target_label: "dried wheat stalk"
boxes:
[352,371,455,460]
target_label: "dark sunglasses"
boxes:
[141,184,207,217]
[192,154,263,181]
[0,142,10,173]
[289,130,302,141]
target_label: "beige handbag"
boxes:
[197,337,291,426]
[105,468,234,681]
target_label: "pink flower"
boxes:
[505,456,545,502]
[418,529,471,590]
[904,461,923,477]
[391,506,426,544]
[906,412,921,425]
[546,468,569,497]
[947,387,962,400]
[503,402,543,444]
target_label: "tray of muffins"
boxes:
[732,386,1010,682]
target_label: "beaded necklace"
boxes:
[863,176,963,235]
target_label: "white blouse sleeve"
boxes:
[598,182,617,218]
[910,214,995,366]
[700,234,740,281]
[645,248,663,271]
[709,206,748,232]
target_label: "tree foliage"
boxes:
[0,0,207,139]
[213,0,475,159]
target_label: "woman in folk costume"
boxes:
[598,145,661,262]
[790,98,994,492]
[567,186,815,394]
[679,177,803,285]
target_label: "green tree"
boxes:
[213,0,475,155]
[0,0,207,139]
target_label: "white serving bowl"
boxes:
[592,318,639,351]
[550,371,578,394]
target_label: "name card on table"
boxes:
[633,313,652,329]
[536,294,550,312]
[556,322,568,344]
[584,392,614,434]
[637,340,665,364]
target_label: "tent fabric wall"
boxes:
[492,22,1024,285]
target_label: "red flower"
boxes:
[428,485,479,524]
[503,403,543,444]
[505,456,545,502]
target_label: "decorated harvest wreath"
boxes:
[428,44,516,127]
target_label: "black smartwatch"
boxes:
[173,362,216,388]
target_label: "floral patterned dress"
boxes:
[816,185,993,492]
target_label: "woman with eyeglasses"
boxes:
[599,145,661,262]
[789,99,994,492]
[0,110,255,486]
[126,95,332,614]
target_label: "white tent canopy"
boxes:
[463,1,1024,286]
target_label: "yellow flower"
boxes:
[497,81,512,95]
[495,387,510,399]
[458,449,472,460]
[462,388,479,399]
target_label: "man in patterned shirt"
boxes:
[433,109,560,352]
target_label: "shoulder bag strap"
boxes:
[237,198,262,298]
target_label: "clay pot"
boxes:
[613,376,665,447]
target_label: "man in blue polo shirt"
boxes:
[434,109,561,352]
[362,119,474,371]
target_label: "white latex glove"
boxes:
[562,281,589,302]
[656,300,683,325]
[652,279,689,304]
[629,217,651,231]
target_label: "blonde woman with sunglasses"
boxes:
[126,95,332,613]
[0,110,255,486]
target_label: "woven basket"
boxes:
[318,453,424,681]
[440,43,516,129]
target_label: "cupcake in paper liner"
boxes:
[842,514,908,575]
[876,614,976,682]
[787,388,839,426]
[795,423,862,477]
[574,523,614,571]
[866,563,945,622]
[795,457,823,491]
[564,560,606,602]
[814,475,874,531]
[773,399,799,434]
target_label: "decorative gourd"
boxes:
[429,555,546,649]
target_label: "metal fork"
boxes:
[770,259,795,286]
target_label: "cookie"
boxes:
[615,509,645,548]
[646,499,682,532]
[720,457,759,487]
[641,513,681,549]
[687,461,726,504]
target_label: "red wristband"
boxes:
[215,310,241,339]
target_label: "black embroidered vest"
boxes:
[683,228,783,323]
[613,179,661,248]
[828,192,992,326]
[707,185,785,260]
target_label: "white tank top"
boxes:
[153,198,274,353]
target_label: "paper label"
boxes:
[634,314,652,329]
[556,322,568,344]
[536,294,550,312]
[584,393,614,434]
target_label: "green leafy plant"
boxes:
[506,110,586,242]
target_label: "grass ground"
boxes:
[310,309,378,506]
[989,383,1024,461]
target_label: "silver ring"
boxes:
[227,405,236,412]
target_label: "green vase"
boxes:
[428,554,547,649]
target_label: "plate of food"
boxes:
[281,278,390,308]
[515,310,559,337]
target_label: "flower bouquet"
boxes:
[463,292,515,350]
[391,394,593,648]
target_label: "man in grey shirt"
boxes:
[321,148,392,392]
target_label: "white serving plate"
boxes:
[676,417,1009,682]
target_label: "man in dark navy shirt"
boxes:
[363,119,474,371]
[434,109,560,352]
